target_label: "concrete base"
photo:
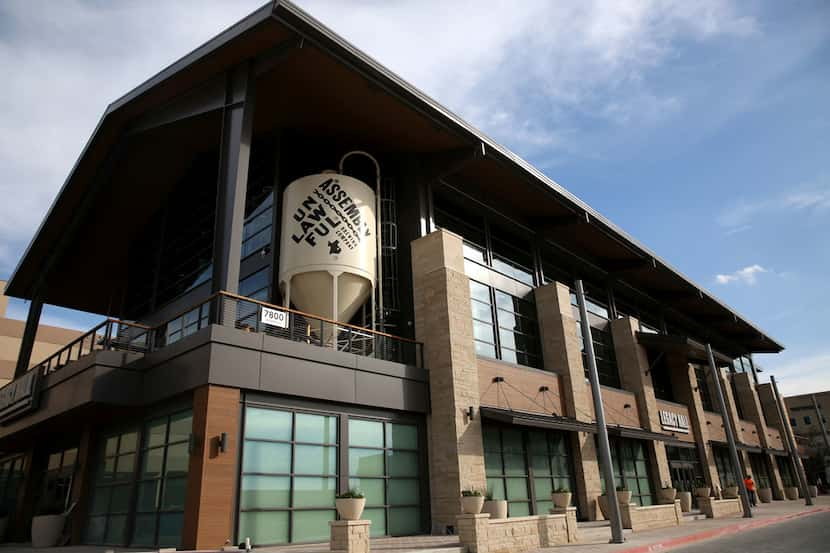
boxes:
[457,509,578,553]
[330,519,371,553]
[619,500,683,531]
[697,497,742,519]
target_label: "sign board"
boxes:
[261,306,289,329]
[0,370,41,423]
[659,410,690,433]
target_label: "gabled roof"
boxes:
[4,1,783,355]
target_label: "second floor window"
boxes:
[694,365,716,412]
[470,280,541,369]
[571,291,620,389]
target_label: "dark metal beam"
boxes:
[422,143,486,182]
[652,289,703,302]
[212,62,256,295]
[14,298,43,379]
[604,257,657,275]
[534,212,590,234]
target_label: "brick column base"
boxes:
[329,520,371,553]
[457,514,491,553]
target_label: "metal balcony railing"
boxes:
[20,291,423,385]
[35,319,152,376]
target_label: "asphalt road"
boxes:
[673,511,830,553]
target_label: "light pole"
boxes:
[575,280,624,543]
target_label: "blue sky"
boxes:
[0,1,828,394]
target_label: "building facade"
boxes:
[785,391,830,485]
[0,2,806,549]
[0,280,83,387]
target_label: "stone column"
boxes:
[611,317,671,489]
[668,355,721,490]
[182,385,241,549]
[329,520,371,553]
[535,281,603,520]
[411,230,486,533]
[718,371,749,478]
[732,372,784,497]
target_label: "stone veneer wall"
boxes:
[619,500,683,531]
[697,497,743,518]
[411,230,487,532]
[456,509,578,553]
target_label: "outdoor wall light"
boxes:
[218,432,228,453]
[467,406,475,421]
[492,376,504,383]
[706,421,712,425]
[624,403,632,409]
[539,386,550,392]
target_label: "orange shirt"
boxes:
[744,478,755,491]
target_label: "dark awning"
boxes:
[479,406,596,434]
[637,333,733,364]
[480,407,691,447]
[764,448,789,457]
[709,440,764,454]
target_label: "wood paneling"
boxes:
[182,385,241,549]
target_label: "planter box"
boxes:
[483,500,507,519]
[335,497,366,520]
[809,485,818,498]
[722,486,739,499]
[461,495,484,514]
[617,490,632,505]
[551,492,572,509]
[784,486,799,500]
[758,488,772,503]
[695,486,711,498]
[657,488,677,504]
[31,514,66,548]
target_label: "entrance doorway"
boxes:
[666,446,704,508]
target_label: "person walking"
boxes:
[744,474,757,506]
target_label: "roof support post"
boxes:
[14,297,43,379]
[706,343,753,517]
[771,376,813,505]
[575,279,624,543]
[812,394,830,453]
[212,61,255,296]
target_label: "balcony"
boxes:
[13,291,423,387]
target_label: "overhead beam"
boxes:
[534,212,590,237]
[651,289,703,302]
[422,142,486,182]
[128,37,302,135]
[604,257,657,275]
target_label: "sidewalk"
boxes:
[538,495,830,553]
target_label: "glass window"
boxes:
[130,410,192,548]
[602,438,654,506]
[571,290,621,388]
[483,425,576,517]
[347,420,423,538]
[85,430,140,545]
[712,446,737,488]
[0,455,25,523]
[238,408,341,545]
[470,280,541,369]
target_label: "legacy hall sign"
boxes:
[659,410,690,433]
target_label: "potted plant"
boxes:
[677,490,693,512]
[335,488,366,521]
[784,486,800,500]
[694,479,711,498]
[551,486,572,509]
[758,487,773,503]
[657,483,677,504]
[461,490,485,514]
[722,482,739,499]
[31,501,66,548]
[616,484,632,505]
[482,490,507,519]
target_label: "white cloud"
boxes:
[764,352,830,397]
[715,264,767,285]
[717,174,830,232]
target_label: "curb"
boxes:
[617,506,830,553]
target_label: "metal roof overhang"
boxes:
[636,332,734,364]
[480,407,690,447]
[3,1,784,355]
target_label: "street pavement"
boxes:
[672,509,830,552]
